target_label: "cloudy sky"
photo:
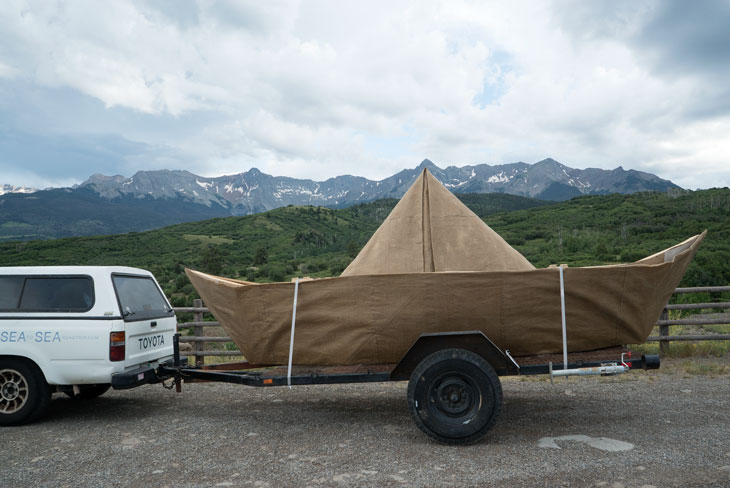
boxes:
[1,0,729,190]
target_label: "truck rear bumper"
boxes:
[111,365,160,390]
[111,358,184,390]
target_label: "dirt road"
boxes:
[2,359,729,487]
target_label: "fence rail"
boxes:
[173,286,730,361]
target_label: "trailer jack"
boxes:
[547,353,653,384]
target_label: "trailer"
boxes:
[145,331,660,445]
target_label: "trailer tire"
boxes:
[0,358,52,426]
[407,348,502,444]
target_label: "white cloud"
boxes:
[0,0,728,188]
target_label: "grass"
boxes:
[176,354,245,366]
[681,361,730,376]
[200,355,246,366]
[631,340,730,357]
[630,320,730,357]
[182,234,234,245]
[703,324,730,334]
[653,356,730,376]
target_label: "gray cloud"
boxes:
[548,0,648,40]
[0,129,171,182]
[636,1,730,79]
[553,0,730,120]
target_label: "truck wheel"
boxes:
[407,348,502,444]
[65,385,111,400]
[0,359,52,426]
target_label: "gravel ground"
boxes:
[2,358,730,488]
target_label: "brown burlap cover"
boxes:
[341,170,534,275]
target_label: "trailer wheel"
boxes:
[407,348,502,444]
[0,358,52,426]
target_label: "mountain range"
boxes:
[0,158,680,241]
[76,158,678,212]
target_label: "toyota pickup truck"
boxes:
[0,266,177,425]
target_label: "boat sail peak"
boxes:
[341,168,534,276]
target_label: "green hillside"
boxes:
[0,189,728,308]
[0,187,230,241]
[492,188,730,286]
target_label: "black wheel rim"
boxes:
[427,372,485,427]
[435,377,472,414]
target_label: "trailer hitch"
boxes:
[166,333,183,392]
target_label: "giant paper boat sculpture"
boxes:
[186,169,704,366]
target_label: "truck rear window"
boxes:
[0,277,24,309]
[112,275,173,321]
[0,276,94,312]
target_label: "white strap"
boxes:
[559,266,568,371]
[287,279,300,388]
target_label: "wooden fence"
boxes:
[174,287,730,363]
[648,286,730,354]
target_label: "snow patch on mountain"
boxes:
[0,184,37,196]
[488,172,510,183]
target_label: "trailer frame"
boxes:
[156,332,660,444]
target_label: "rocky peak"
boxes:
[534,158,563,168]
[417,159,437,169]
[79,174,127,187]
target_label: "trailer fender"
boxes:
[390,331,518,381]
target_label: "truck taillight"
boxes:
[110,331,125,362]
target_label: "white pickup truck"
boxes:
[0,266,177,425]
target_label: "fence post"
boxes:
[193,298,204,367]
[659,308,669,356]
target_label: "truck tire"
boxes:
[65,385,111,400]
[407,348,502,444]
[0,358,52,426]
